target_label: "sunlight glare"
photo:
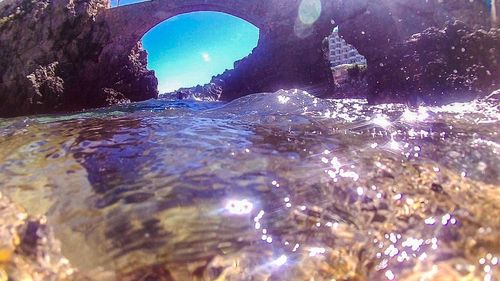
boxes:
[272,255,288,266]
[202,52,211,62]
[225,199,254,215]
[372,115,391,129]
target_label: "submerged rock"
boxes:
[0,0,158,117]
[0,91,498,280]
[0,192,77,281]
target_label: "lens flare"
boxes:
[298,0,322,25]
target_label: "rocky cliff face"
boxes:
[379,0,492,37]
[213,6,338,101]
[367,21,500,104]
[166,82,223,101]
[0,0,158,117]
[201,0,498,104]
[356,0,500,104]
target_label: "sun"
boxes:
[201,52,211,62]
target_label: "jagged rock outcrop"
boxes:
[329,64,369,99]
[166,80,223,101]
[379,0,492,36]
[177,0,497,103]
[0,0,157,117]
[367,21,500,104]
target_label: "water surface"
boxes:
[0,90,498,280]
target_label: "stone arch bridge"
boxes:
[99,0,492,100]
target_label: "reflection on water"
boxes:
[0,90,499,280]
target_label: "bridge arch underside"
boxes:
[105,1,267,48]
[102,0,490,101]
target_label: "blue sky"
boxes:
[111,0,259,93]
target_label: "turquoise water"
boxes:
[0,90,499,280]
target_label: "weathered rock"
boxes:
[379,0,492,36]
[119,264,174,281]
[166,81,223,101]
[0,0,157,117]
[0,192,77,281]
[329,64,369,99]
[367,21,500,104]
[26,62,65,110]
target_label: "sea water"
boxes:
[0,90,498,280]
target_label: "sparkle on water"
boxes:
[0,90,499,280]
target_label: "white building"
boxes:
[328,27,367,67]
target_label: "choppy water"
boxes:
[0,90,499,280]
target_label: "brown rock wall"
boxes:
[0,0,158,117]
